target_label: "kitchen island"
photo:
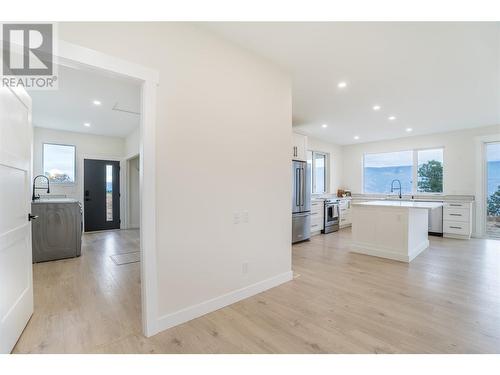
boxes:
[351,200,443,262]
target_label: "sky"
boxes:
[364,149,443,168]
[106,165,113,183]
[487,142,500,162]
[43,144,75,181]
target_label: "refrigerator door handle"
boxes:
[295,168,300,207]
[293,212,310,217]
[297,168,301,207]
[300,167,305,207]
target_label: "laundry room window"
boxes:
[42,143,76,183]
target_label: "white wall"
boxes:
[33,127,125,201]
[59,23,292,331]
[128,156,140,229]
[341,124,500,196]
[125,127,140,158]
[307,135,343,195]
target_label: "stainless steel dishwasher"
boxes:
[428,205,443,236]
[31,199,82,262]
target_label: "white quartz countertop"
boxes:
[353,200,443,209]
[32,198,80,204]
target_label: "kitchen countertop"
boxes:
[353,200,443,209]
[32,198,80,204]
[350,193,474,203]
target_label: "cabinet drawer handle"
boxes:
[311,224,318,228]
[311,212,318,215]
[450,226,462,229]
[449,213,462,216]
[449,204,462,207]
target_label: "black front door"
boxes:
[84,159,120,232]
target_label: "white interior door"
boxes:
[0,86,33,353]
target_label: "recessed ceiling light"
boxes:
[321,124,328,128]
[84,123,91,127]
[372,105,381,111]
[406,127,413,132]
[337,81,347,89]
[388,116,397,121]
[92,100,101,106]
[354,135,360,140]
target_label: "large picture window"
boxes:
[43,143,76,183]
[363,148,443,194]
[417,148,444,193]
[307,150,329,194]
[363,150,413,194]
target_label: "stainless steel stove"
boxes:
[322,198,340,234]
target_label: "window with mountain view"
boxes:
[43,143,76,183]
[417,148,443,193]
[363,148,443,194]
[363,150,413,194]
[486,142,500,238]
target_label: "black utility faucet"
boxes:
[32,175,50,201]
[390,179,402,199]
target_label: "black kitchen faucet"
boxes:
[32,175,50,201]
[390,179,402,199]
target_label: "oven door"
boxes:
[325,203,339,225]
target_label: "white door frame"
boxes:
[124,153,140,230]
[475,133,500,238]
[57,40,159,336]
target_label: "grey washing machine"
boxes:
[31,199,82,262]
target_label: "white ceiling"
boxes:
[203,22,500,145]
[30,64,141,138]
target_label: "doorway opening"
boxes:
[13,60,148,353]
[486,142,500,239]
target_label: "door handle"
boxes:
[295,168,300,207]
[28,213,38,221]
[300,167,305,206]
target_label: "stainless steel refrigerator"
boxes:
[292,160,311,243]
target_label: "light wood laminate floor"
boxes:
[13,228,500,353]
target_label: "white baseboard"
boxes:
[351,240,429,263]
[408,240,430,262]
[153,271,293,335]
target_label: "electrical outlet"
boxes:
[242,262,248,274]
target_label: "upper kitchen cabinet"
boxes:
[292,133,308,161]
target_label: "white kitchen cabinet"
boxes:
[292,133,307,161]
[310,200,324,234]
[443,201,472,239]
[339,198,352,228]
